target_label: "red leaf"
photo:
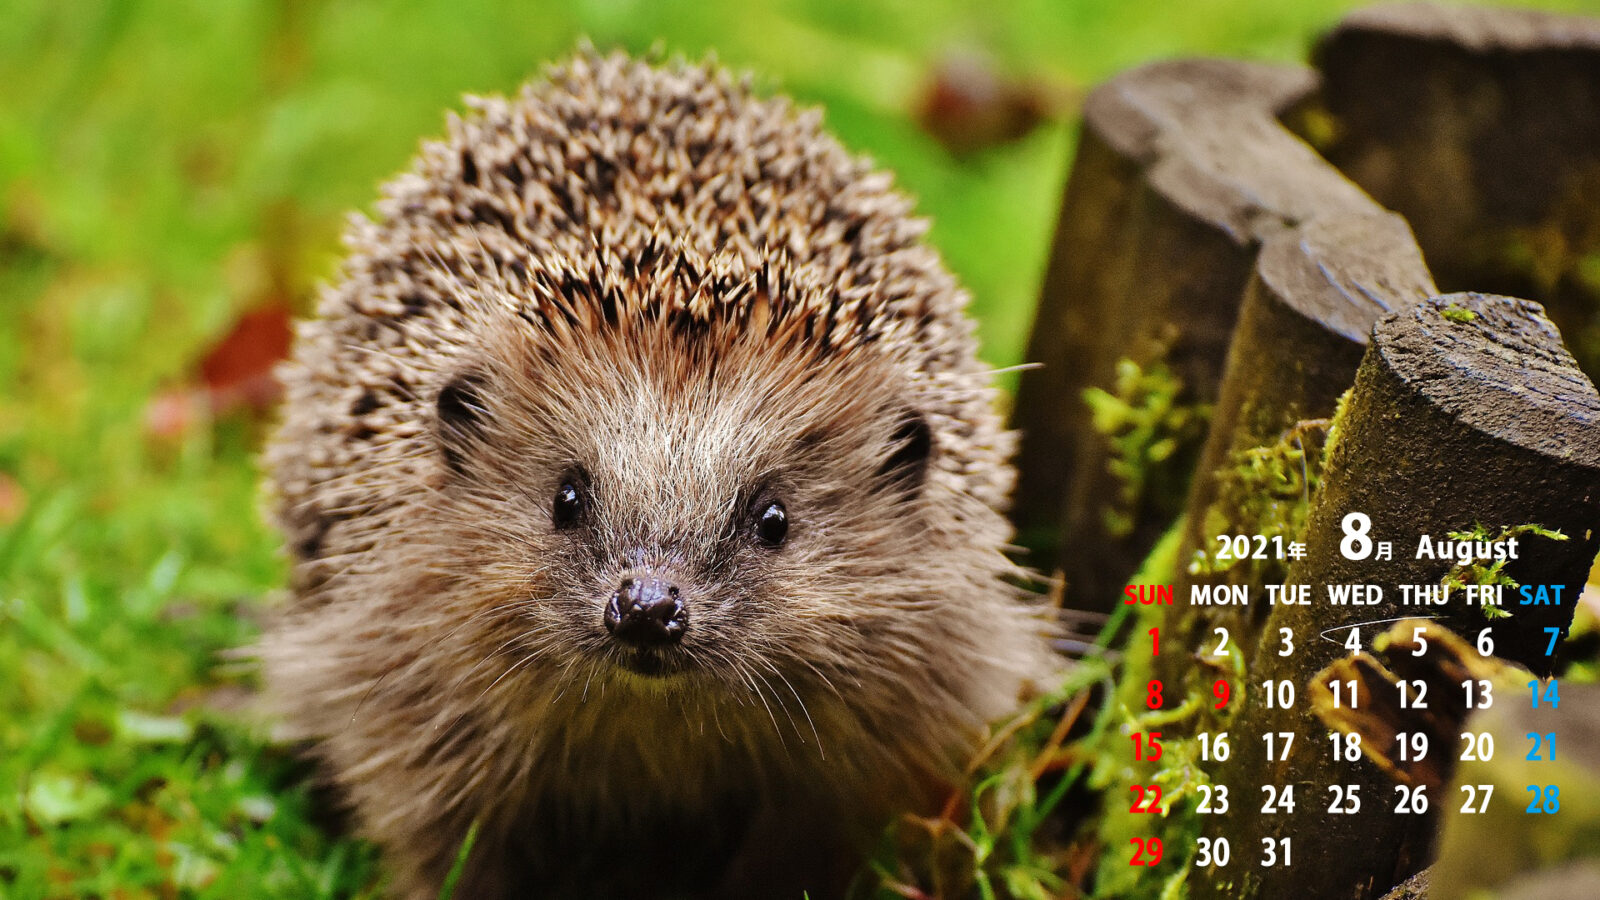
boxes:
[0,472,24,526]
[197,303,293,413]
[916,54,1072,157]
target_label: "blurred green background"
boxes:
[2,1,1597,897]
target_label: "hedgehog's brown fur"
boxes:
[261,50,1056,899]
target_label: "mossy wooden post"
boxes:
[1158,212,1435,686]
[1011,59,1375,610]
[1308,3,1600,379]
[1192,294,1600,900]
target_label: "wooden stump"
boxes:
[1011,58,1379,610]
[1190,293,1600,900]
[1310,3,1600,379]
[1161,211,1435,686]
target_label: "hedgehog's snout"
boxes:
[604,575,688,648]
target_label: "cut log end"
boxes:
[1376,293,1600,464]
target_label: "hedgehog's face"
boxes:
[426,319,949,701]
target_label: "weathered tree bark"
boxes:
[1011,58,1377,610]
[1308,3,1600,379]
[1191,293,1600,900]
[1159,212,1435,685]
[1377,868,1431,900]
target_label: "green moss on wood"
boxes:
[1085,348,1210,539]
[1439,523,1570,620]
[1187,417,1331,581]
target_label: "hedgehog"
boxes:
[260,50,1057,899]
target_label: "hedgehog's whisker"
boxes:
[349,598,520,730]
[739,659,788,754]
[440,646,544,739]
[766,661,824,758]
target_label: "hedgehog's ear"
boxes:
[435,371,491,474]
[877,410,933,497]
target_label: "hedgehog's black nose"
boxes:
[604,577,687,647]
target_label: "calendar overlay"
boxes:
[1113,294,1600,900]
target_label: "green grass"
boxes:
[3,0,1598,896]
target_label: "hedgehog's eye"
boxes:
[552,482,584,529]
[754,501,788,548]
